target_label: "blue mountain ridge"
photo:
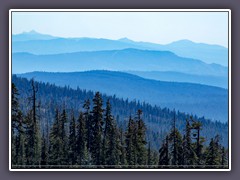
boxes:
[12,30,57,42]
[12,31,228,66]
[17,70,228,123]
[12,48,228,77]
[126,71,228,89]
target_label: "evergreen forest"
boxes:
[11,76,228,169]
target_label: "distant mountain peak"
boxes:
[13,30,57,42]
[118,37,134,43]
[169,39,194,45]
[22,30,40,35]
[29,30,38,34]
[17,30,57,38]
[169,39,227,48]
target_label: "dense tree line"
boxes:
[158,114,228,168]
[12,81,153,168]
[12,75,228,150]
[11,78,228,169]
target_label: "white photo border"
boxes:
[9,9,231,171]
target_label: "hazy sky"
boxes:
[12,11,229,47]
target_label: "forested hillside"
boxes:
[18,71,228,122]
[11,76,228,169]
[127,71,228,89]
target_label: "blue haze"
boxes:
[17,70,228,123]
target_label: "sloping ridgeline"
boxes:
[12,48,227,76]
[12,75,228,149]
[12,32,228,66]
[18,71,228,123]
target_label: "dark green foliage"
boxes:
[183,119,196,166]
[221,147,228,168]
[102,99,120,166]
[147,142,154,167]
[125,111,148,168]
[158,135,170,167]
[12,75,228,149]
[48,108,61,165]
[83,99,92,152]
[15,111,26,166]
[168,112,184,166]
[11,77,229,169]
[125,116,135,166]
[76,112,88,166]
[205,135,222,168]
[68,111,77,165]
[91,92,104,165]
[169,129,184,166]
[135,110,147,166]
[191,121,204,165]
[59,109,68,165]
[41,132,48,166]
[119,127,127,166]
[101,100,112,165]
[11,83,20,131]
[24,111,35,165]
[106,121,120,167]
[11,83,26,167]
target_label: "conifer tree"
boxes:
[147,142,154,167]
[125,115,135,166]
[41,132,48,167]
[29,79,42,166]
[48,108,61,165]
[158,135,169,167]
[102,100,113,165]
[12,83,25,166]
[24,111,35,165]
[15,111,26,166]
[21,80,42,167]
[11,83,20,134]
[170,111,177,165]
[191,121,204,165]
[168,112,184,166]
[69,111,76,165]
[169,129,184,166]
[83,99,93,164]
[107,122,120,167]
[205,135,221,168]
[221,147,227,168]
[135,110,147,166]
[119,127,127,167]
[59,109,68,165]
[102,99,121,166]
[183,118,197,166]
[30,80,42,166]
[76,112,88,166]
[152,150,159,166]
[91,92,104,165]
[11,129,17,166]
[34,119,42,167]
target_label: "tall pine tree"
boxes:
[91,92,104,165]
[125,115,135,166]
[68,111,76,165]
[76,111,88,166]
[135,110,147,166]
